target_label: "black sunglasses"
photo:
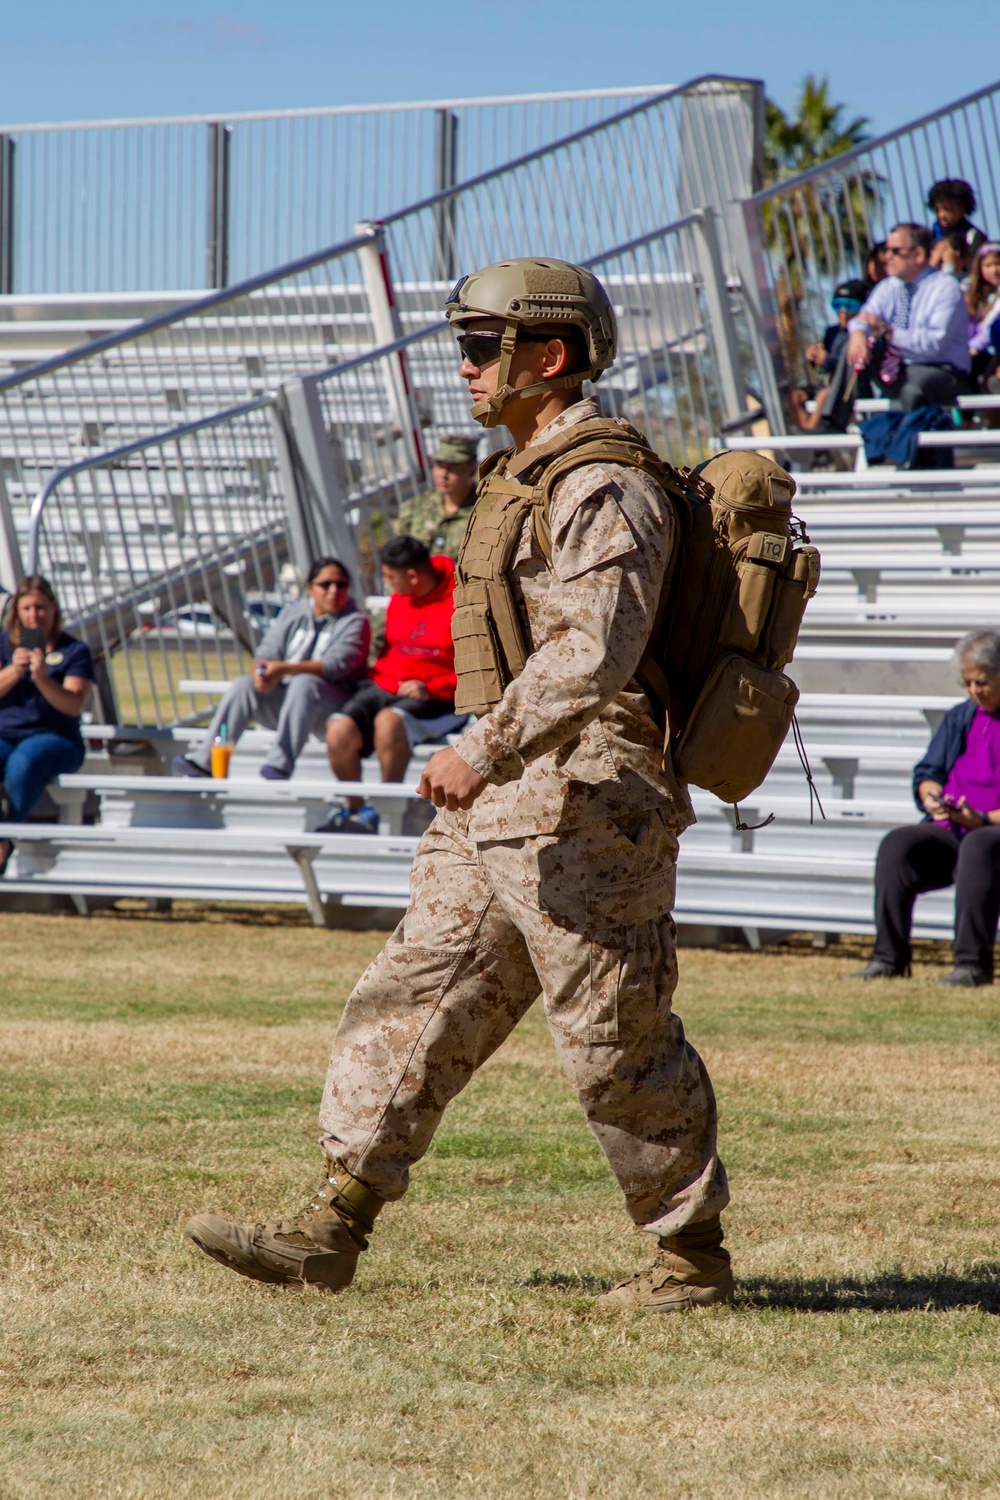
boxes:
[455,330,554,367]
[313,577,350,590]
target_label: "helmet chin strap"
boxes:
[468,317,588,429]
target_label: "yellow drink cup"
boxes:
[210,742,233,779]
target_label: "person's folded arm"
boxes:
[848,281,894,335]
[317,613,371,683]
[455,466,673,786]
[418,664,459,700]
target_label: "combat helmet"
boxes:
[445,257,618,427]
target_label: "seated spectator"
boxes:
[320,536,464,834]
[864,242,888,288]
[0,575,94,877]
[966,242,1000,385]
[927,178,987,257]
[173,558,369,782]
[932,230,973,285]
[789,279,869,430]
[850,631,1000,988]
[393,434,480,561]
[821,222,971,430]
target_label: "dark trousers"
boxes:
[823,342,967,431]
[873,822,1000,974]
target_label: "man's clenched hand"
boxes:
[417,746,487,810]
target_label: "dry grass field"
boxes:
[1,906,999,1499]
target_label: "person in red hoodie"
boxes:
[320,535,466,833]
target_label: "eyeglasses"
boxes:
[313,578,349,591]
[455,330,554,367]
[884,245,914,257]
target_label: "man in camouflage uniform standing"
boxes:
[186,258,732,1311]
[394,434,479,562]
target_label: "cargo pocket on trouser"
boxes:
[581,813,678,1046]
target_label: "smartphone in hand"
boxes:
[20,627,46,651]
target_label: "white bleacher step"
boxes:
[57,773,426,835]
[0,822,417,927]
[856,395,1000,413]
[4,816,955,940]
[792,467,1000,489]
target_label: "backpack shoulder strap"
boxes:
[529,429,687,564]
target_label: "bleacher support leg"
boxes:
[286,845,329,927]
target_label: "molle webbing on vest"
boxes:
[451,418,682,719]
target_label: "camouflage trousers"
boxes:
[318,809,729,1236]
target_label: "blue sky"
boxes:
[0,1,995,138]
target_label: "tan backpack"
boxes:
[642,450,820,804]
[454,427,820,806]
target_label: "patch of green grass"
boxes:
[1,910,999,1499]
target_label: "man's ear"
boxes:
[542,337,573,380]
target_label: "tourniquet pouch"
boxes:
[760,546,821,669]
[673,653,799,803]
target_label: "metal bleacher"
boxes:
[3,75,1000,940]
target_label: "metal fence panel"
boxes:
[0,233,376,585]
[27,401,296,726]
[0,88,673,295]
[380,78,762,289]
[0,76,768,590]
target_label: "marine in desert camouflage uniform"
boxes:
[186,259,733,1311]
[394,434,479,561]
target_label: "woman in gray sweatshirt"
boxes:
[174,558,370,780]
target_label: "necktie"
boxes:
[878,281,910,387]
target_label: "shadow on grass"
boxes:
[526,1264,1000,1311]
[526,1269,610,1295]
[738,1264,1000,1313]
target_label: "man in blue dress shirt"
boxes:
[822,222,971,430]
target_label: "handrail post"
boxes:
[356,223,427,480]
[206,122,231,289]
[0,464,23,587]
[735,197,787,434]
[433,108,459,281]
[280,377,363,581]
[692,206,748,427]
[0,134,14,295]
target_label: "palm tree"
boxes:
[764,76,870,185]
[761,78,873,382]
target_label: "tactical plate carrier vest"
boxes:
[452,417,819,804]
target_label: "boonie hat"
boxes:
[432,434,479,464]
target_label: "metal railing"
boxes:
[21,205,767,723]
[0,87,673,295]
[378,75,763,285]
[24,399,300,726]
[742,79,1000,394]
[0,73,770,588]
[0,229,379,581]
[306,212,760,590]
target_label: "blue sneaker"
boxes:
[260,764,291,781]
[173,753,211,778]
[316,803,380,835]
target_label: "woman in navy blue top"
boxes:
[0,575,95,876]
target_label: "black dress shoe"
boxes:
[846,959,909,980]
[937,965,992,988]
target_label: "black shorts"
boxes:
[336,682,456,758]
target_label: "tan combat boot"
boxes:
[595,1215,734,1312]
[185,1164,383,1291]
